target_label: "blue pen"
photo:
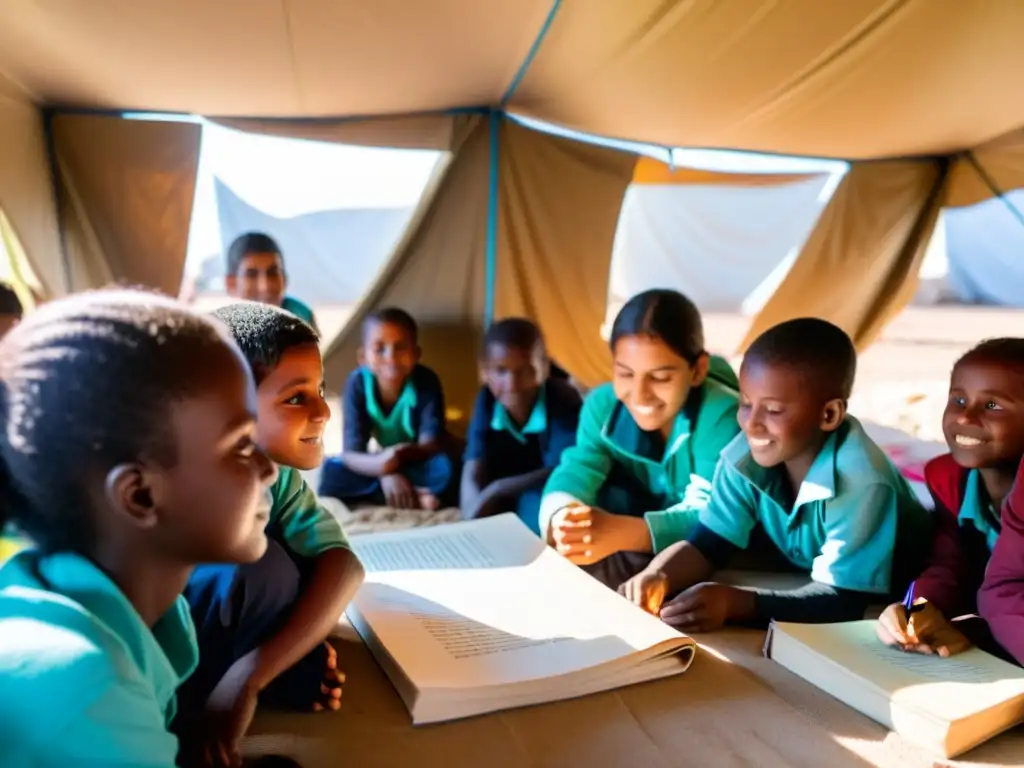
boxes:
[903,580,925,624]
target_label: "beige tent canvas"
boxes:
[2,0,1024,414]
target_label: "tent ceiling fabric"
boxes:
[512,0,1024,159]
[0,0,553,117]
[4,1,1024,159]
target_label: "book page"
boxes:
[349,514,692,690]
[357,529,502,571]
[774,620,1024,722]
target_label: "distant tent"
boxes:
[607,158,834,320]
[212,179,409,305]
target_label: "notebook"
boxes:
[766,619,1024,758]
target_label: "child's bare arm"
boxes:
[340,448,399,478]
[250,548,364,694]
[460,459,486,518]
[649,538,717,593]
[465,467,552,519]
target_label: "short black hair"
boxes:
[484,317,544,357]
[226,232,284,275]
[363,307,418,344]
[955,337,1024,372]
[211,301,319,383]
[0,283,23,317]
[0,289,231,554]
[743,317,857,400]
[610,289,704,365]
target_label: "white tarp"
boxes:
[202,179,412,305]
[606,175,832,317]
[943,190,1024,306]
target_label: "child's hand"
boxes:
[658,582,738,633]
[312,641,345,713]
[876,600,971,657]
[205,650,262,767]
[551,504,647,565]
[618,569,670,615]
[381,473,418,509]
[379,444,412,476]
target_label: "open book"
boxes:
[766,620,1024,758]
[346,513,696,724]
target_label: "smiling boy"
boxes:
[225,232,318,331]
[879,339,1024,658]
[319,308,456,509]
[620,318,931,633]
[180,302,364,718]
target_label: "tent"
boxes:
[606,159,835,319]
[3,0,1024,429]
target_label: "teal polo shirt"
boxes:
[540,355,741,551]
[281,295,316,327]
[959,469,1001,552]
[268,465,352,558]
[343,364,447,452]
[699,416,931,594]
[491,384,548,440]
[0,550,197,766]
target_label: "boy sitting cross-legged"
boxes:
[319,308,457,510]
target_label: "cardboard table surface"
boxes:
[243,620,1024,768]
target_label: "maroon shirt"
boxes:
[914,455,993,618]
[979,458,1024,665]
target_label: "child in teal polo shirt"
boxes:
[541,289,741,587]
[621,318,931,631]
[181,303,364,721]
[877,338,1024,658]
[319,307,456,509]
[225,231,319,331]
[0,291,279,766]
[461,318,582,533]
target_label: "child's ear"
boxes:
[413,345,422,364]
[690,352,710,386]
[224,274,238,296]
[357,346,366,367]
[820,399,847,432]
[105,463,160,531]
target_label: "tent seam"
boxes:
[500,0,562,106]
[965,151,1024,228]
[484,110,501,326]
[41,109,70,293]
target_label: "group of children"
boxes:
[4,229,1024,765]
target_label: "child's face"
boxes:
[154,339,277,565]
[255,342,331,470]
[943,358,1024,470]
[360,320,419,391]
[226,251,287,307]
[612,334,707,434]
[483,342,547,420]
[738,359,839,468]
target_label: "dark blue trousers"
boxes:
[177,539,325,713]
[318,452,455,506]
